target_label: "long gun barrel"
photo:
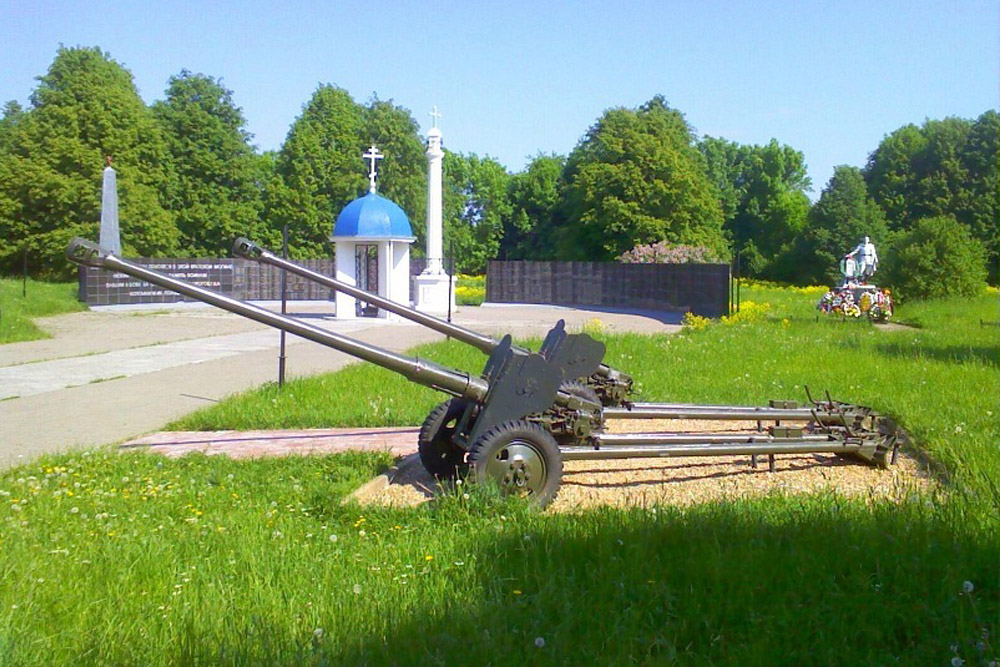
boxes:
[233,237,497,353]
[231,237,633,403]
[67,239,490,402]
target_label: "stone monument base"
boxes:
[414,272,455,314]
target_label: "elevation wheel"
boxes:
[418,399,468,479]
[560,379,600,406]
[468,420,562,507]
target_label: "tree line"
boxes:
[0,46,995,287]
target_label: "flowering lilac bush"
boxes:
[619,242,722,264]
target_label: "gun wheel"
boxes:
[418,399,468,479]
[468,420,562,507]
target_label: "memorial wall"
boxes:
[487,261,730,318]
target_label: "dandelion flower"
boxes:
[425,555,433,561]
[352,584,362,595]
[513,590,522,595]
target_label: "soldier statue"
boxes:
[843,236,878,283]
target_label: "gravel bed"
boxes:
[359,419,933,511]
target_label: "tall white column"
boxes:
[415,108,454,314]
[425,126,444,274]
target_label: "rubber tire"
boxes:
[418,399,468,479]
[468,420,562,508]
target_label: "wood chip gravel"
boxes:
[359,419,934,511]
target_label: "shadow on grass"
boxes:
[159,497,998,666]
[870,342,999,368]
[323,499,999,665]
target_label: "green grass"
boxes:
[2,284,998,664]
[0,451,995,664]
[0,278,86,344]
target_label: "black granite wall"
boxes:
[486,261,730,318]
[79,258,337,306]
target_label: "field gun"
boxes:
[232,237,904,453]
[69,238,904,507]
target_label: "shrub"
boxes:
[720,300,771,325]
[884,216,988,301]
[455,274,485,306]
[682,312,711,330]
[619,242,723,264]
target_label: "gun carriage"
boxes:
[69,238,904,507]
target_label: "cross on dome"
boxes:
[363,145,384,192]
[429,106,442,129]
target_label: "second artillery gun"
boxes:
[69,238,905,507]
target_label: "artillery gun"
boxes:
[69,238,904,507]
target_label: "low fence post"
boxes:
[278,225,288,387]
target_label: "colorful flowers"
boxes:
[817,287,893,321]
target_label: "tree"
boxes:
[152,70,270,256]
[865,114,997,283]
[697,136,742,225]
[443,152,511,273]
[0,46,177,276]
[362,96,427,253]
[269,85,366,257]
[883,215,987,300]
[0,101,25,152]
[956,111,999,282]
[500,153,565,259]
[699,137,811,277]
[785,166,889,285]
[557,96,727,261]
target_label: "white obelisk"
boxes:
[99,157,122,255]
[415,106,454,313]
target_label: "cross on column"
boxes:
[363,144,384,192]
[429,106,442,129]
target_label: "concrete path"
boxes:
[0,301,680,467]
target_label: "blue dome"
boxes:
[332,192,414,240]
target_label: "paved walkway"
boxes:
[0,301,680,467]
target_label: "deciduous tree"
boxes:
[443,152,511,273]
[558,96,727,261]
[269,85,366,257]
[0,46,177,276]
[362,96,427,253]
[883,215,987,300]
[699,137,811,277]
[500,153,565,259]
[787,166,888,285]
[153,70,269,255]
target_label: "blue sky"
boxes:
[2,1,996,197]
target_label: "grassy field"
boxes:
[0,278,86,344]
[1,284,998,664]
